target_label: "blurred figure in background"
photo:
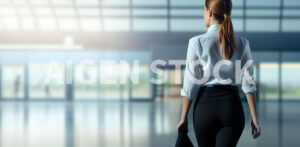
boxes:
[13,74,21,98]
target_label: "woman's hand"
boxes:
[177,97,192,133]
[251,120,261,139]
[176,119,188,133]
[245,93,261,139]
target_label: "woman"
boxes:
[176,0,261,146]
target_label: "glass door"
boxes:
[1,64,25,99]
[282,63,300,100]
[99,62,122,100]
[74,64,98,99]
[259,63,279,100]
[131,65,151,100]
[28,63,65,99]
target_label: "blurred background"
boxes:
[0,0,299,147]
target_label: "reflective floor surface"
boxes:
[0,100,299,147]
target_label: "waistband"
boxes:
[202,84,238,91]
[195,85,240,103]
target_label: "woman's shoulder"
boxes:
[235,36,250,45]
[188,33,218,45]
[188,34,204,42]
[234,36,252,57]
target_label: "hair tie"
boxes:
[224,13,230,19]
[223,13,227,18]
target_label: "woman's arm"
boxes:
[177,38,201,132]
[240,39,261,138]
[245,92,261,138]
[176,97,192,132]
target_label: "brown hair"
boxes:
[205,0,237,60]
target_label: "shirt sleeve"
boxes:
[180,38,201,101]
[241,39,257,93]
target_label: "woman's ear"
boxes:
[209,9,213,17]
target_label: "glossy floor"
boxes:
[0,100,299,147]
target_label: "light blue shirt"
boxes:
[180,24,257,101]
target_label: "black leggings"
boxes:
[193,85,245,147]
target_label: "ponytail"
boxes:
[206,0,236,60]
[218,13,236,60]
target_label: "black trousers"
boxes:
[193,85,245,147]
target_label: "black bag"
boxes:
[175,129,194,147]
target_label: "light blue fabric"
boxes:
[180,24,257,101]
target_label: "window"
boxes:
[1,7,15,16]
[38,17,57,31]
[171,19,205,32]
[282,63,300,99]
[284,0,300,6]
[18,8,32,16]
[31,0,48,5]
[232,19,243,32]
[58,18,79,31]
[1,65,25,99]
[246,19,279,32]
[55,8,76,16]
[75,0,99,6]
[80,18,102,31]
[52,0,72,5]
[231,9,243,17]
[133,19,167,31]
[131,65,151,99]
[2,16,20,31]
[283,10,300,17]
[29,63,65,99]
[232,0,244,6]
[102,0,129,6]
[133,0,167,6]
[133,9,167,16]
[99,63,121,100]
[163,69,184,98]
[0,0,10,4]
[246,0,280,6]
[14,0,26,4]
[104,18,130,31]
[102,9,130,16]
[78,8,100,16]
[259,63,279,100]
[74,65,98,99]
[282,19,300,32]
[20,17,36,31]
[170,9,202,16]
[35,8,53,16]
[171,0,202,6]
[246,10,280,17]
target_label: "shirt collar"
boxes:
[207,24,221,33]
